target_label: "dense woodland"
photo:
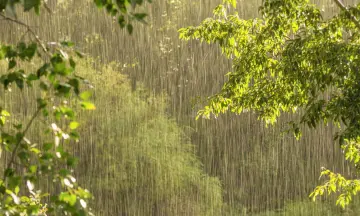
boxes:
[1,0,360,215]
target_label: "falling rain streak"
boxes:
[1,0,360,215]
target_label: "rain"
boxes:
[1,0,360,215]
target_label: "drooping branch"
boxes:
[333,0,360,30]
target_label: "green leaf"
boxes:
[18,43,37,60]
[4,168,14,177]
[79,91,92,101]
[43,143,53,151]
[23,0,41,13]
[37,63,50,77]
[68,78,80,95]
[133,13,147,21]
[6,189,20,204]
[94,0,104,8]
[14,186,19,195]
[1,110,10,117]
[69,121,79,130]
[8,59,16,70]
[59,192,77,206]
[67,156,78,167]
[27,73,38,82]
[118,15,126,28]
[60,41,75,47]
[0,0,8,11]
[15,78,24,90]
[29,165,37,173]
[55,83,72,95]
[127,24,133,34]
[80,101,96,110]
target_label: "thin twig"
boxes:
[3,108,42,181]
[333,0,360,30]
[0,12,50,56]
[43,0,53,14]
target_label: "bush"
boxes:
[71,59,224,215]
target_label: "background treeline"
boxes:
[1,0,360,215]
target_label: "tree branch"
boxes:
[43,0,53,14]
[0,13,50,56]
[3,107,42,181]
[333,0,360,30]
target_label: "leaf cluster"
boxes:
[0,39,95,215]
[179,0,360,208]
[93,0,151,34]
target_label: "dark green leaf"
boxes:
[127,24,133,34]
[118,15,126,28]
[0,0,8,11]
[8,59,16,70]
[69,58,76,69]
[23,0,41,12]
[133,13,147,21]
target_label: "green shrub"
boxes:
[72,59,224,215]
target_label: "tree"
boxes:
[0,0,150,215]
[179,0,360,208]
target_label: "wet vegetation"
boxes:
[1,0,360,215]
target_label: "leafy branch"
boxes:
[0,13,49,55]
[3,107,41,181]
[180,0,360,208]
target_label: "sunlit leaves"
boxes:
[223,0,237,8]
[310,168,360,208]
[69,121,79,130]
[0,33,94,216]
[81,101,96,110]
[59,192,77,206]
[80,91,92,101]
[180,0,360,208]
[0,109,10,126]
[0,0,151,214]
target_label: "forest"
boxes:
[1,0,360,215]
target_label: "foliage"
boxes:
[252,199,360,216]
[0,0,150,34]
[0,0,151,215]
[92,0,151,34]
[72,60,223,215]
[0,40,93,215]
[179,0,360,208]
